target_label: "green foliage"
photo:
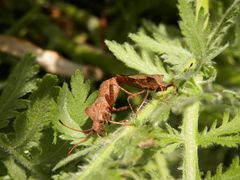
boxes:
[0,62,60,179]
[12,75,58,149]
[101,0,240,179]
[0,55,38,128]
[105,40,170,80]
[178,0,229,72]
[205,157,240,180]
[3,158,27,180]
[129,32,194,76]
[106,0,236,81]
[52,70,97,143]
[208,0,240,48]
[199,111,240,147]
[144,152,174,180]
[1,0,240,179]
[178,0,208,61]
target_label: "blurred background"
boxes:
[0,0,239,84]
[0,0,179,81]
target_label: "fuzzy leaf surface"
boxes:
[3,158,27,180]
[178,0,208,61]
[205,157,240,180]
[53,70,97,143]
[0,55,38,128]
[12,75,58,149]
[208,0,240,48]
[105,40,170,81]
[129,32,194,76]
[199,111,240,147]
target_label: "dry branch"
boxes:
[0,35,103,80]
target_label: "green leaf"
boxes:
[204,44,229,64]
[144,152,174,180]
[180,78,203,96]
[0,54,38,128]
[199,111,240,147]
[53,70,97,143]
[52,172,78,180]
[201,65,217,83]
[12,74,58,149]
[142,20,181,40]
[205,157,240,180]
[0,75,58,179]
[0,134,46,179]
[142,20,190,71]
[67,70,97,126]
[200,136,240,148]
[53,146,94,171]
[208,0,240,48]
[3,158,27,180]
[105,40,171,81]
[129,32,195,77]
[156,130,182,148]
[147,102,171,127]
[178,0,208,61]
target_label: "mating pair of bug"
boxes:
[60,74,173,155]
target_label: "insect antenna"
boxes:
[67,131,93,156]
[58,120,94,155]
[59,120,92,133]
[127,90,146,114]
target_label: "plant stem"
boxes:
[182,101,201,180]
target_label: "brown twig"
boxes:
[0,35,103,80]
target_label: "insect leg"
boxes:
[110,83,135,112]
[136,90,149,112]
[96,132,104,139]
[108,119,131,126]
[111,83,147,113]
[112,106,130,112]
[103,129,108,136]
[127,95,135,114]
[111,83,135,96]
[127,90,146,114]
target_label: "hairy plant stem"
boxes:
[182,101,201,180]
[182,1,209,179]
